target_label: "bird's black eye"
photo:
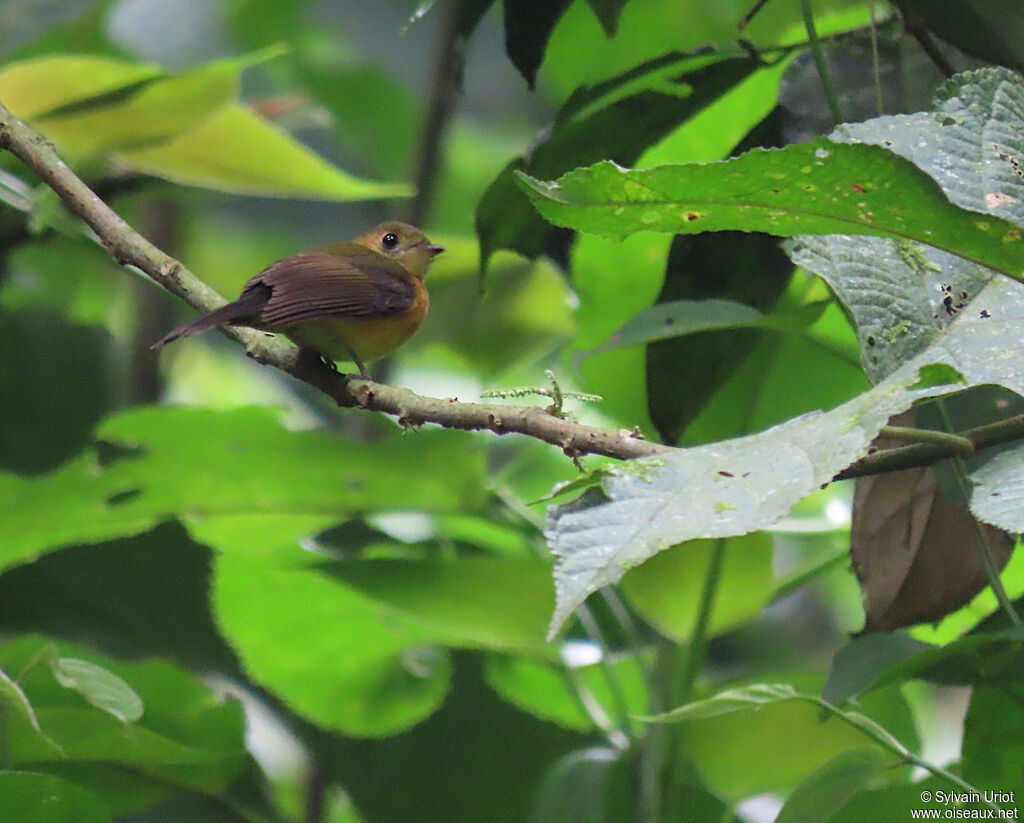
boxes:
[382,232,399,249]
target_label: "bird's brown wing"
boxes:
[250,248,416,326]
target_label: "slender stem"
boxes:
[576,604,635,738]
[799,0,844,125]
[672,540,727,706]
[401,0,466,226]
[936,401,1021,625]
[0,702,8,770]
[903,14,955,78]
[303,757,329,823]
[769,545,847,604]
[560,664,614,733]
[489,484,638,743]
[656,539,728,821]
[836,413,1024,480]
[599,588,652,680]
[878,424,974,456]
[868,1,884,116]
[738,0,773,30]
[814,699,1006,816]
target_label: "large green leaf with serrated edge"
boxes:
[0,406,485,573]
[516,139,1024,281]
[477,50,765,268]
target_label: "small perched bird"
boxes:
[152,221,444,378]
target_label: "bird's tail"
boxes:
[151,289,268,350]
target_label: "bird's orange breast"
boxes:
[278,277,429,363]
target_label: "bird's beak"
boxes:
[428,244,445,256]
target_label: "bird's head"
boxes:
[356,220,444,278]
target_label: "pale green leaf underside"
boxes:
[51,657,145,724]
[546,273,1024,637]
[543,69,1024,637]
[790,68,1024,531]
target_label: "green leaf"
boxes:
[0,406,486,574]
[31,49,283,156]
[0,668,62,755]
[0,636,249,808]
[0,772,110,823]
[502,0,574,87]
[580,298,826,361]
[652,681,803,721]
[822,633,936,704]
[0,54,159,120]
[49,658,144,724]
[530,747,633,823]
[516,138,1024,282]
[890,0,1024,74]
[317,555,554,650]
[118,103,412,200]
[584,0,631,36]
[0,308,114,475]
[477,50,764,268]
[484,652,648,732]
[621,534,774,640]
[484,655,592,731]
[823,626,1024,705]
[649,681,918,798]
[962,683,1024,789]
[543,354,952,637]
[790,68,1024,380]
[209,526,452,736]
[774,749,888,823]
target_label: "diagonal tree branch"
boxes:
[0,100,666,461]
[6,100,1024,476]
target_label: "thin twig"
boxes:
[401,0,467,226]
[868,1,884,116]
[902,13,955,79]
[936,400,1020,625]
[799,0,844,125]
[836,413,1024,481]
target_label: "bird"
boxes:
[152,221,444,378]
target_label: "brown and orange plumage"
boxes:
[152,221,443,377]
